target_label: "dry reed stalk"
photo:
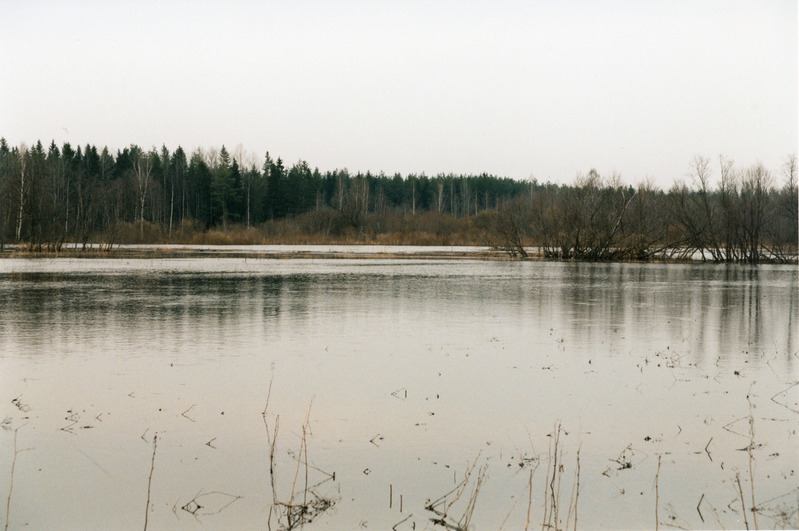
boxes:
[268,415,280,506]
[426,455,485,530]
[564,446,581,531]
[459,464,487,530]
[444,455,480,519]
[736,472,750,530]
[392,513,412,530]
[542,437,551,531]
[144,433,158,531]
[565,471,577,531]
[548,423,562,530]
[696,493,705,523]
[499,500,516,531]
[262,366,279,510]
[525,468,533,531]
[288,401,313,509]
[704,437,713,461]
[288,427,305,507]
[303,424,309,508]
[747,395,758,530]
[262,365,274,417]
[654,454,661,531]
[574,448,581,531]
[705,498,725,529]
[4,427,26,531]
[267,397,334,530]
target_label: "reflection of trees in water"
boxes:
[0,265,795,366]
[0,275,307,358]
[552,264,796,366]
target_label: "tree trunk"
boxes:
[16,156,26,242]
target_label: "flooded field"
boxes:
[1,257,797,530]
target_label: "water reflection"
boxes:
[1,260,796,529]
[0,263,795,368]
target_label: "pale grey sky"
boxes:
[2,0,796,188]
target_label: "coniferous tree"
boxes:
[187,150,212,226]
[170,146,187,233]
[265,156,286,219]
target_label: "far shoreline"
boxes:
[0,243,516,261]
[1,243,796,265]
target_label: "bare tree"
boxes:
[233,146,258,228]
[460,178,470,218]
[691,155,724,260]
[621,179,674,259]
[15,143,27,242]
[409,175,417,216]
[668,156,725,261]
[435,176,446,213]
[494,195,531,257]
[131,146,154,234]
[738,162,772,262]
[338,174,370,230]
[203,146,220,170]
[775,155,798,256]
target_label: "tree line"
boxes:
[0,139,526,249]
[490,155,797,263]
[0,138,795,263]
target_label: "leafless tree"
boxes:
[131,146,154,234]
[494,195,531,257]
[15,143,27,242]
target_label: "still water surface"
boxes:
[1,258,797,530]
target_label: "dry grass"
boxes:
[426,455,488,531]
[262,371,334,531]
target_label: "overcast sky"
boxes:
[2,0,796,188]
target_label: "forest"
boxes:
[0,138,796,263]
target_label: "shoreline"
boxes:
[0,244,515,261]
[1,244,796,264]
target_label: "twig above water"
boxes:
[181,404,196,422]
[143,433,158,531]
[5,425,32,531]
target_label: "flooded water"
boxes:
[1,258,797,530]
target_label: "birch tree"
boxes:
[131,145,153,233]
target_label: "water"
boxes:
[1,258,797,530]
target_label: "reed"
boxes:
[525,468,533,531]
[736,472,750,530]
[4,427,30,531]
[426,455,487,531]
[536,424,581,531]
[746,395,759,529]
[654,454,661,531]
[143,433,158,531]
[564,447,581,531]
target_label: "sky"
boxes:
[1,0,796,189]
